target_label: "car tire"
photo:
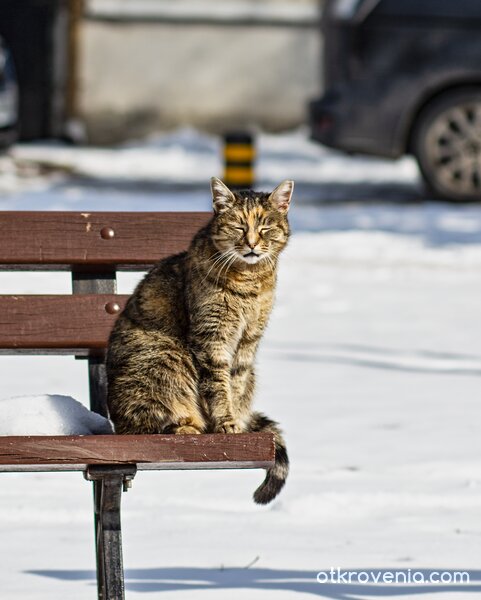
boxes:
[412,88,481,202]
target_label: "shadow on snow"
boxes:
[26,567,481,597]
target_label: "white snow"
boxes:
[8,127,419,191]
[1,129,481,598]
[0,395,113,436]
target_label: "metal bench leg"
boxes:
[93,480,105,600]
[85,466,137,600]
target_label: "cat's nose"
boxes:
[246,230,258,248]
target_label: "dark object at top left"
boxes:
[0,35,18,150]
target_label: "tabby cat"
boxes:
[106,177,293,504]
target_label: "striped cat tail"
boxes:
[248,411,289,505]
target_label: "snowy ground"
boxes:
[1,130,481,599]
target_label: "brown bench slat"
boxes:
[0,433,275,472]
[0,294,128,353]
[0,212,211,270]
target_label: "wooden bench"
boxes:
[0,211,275,600]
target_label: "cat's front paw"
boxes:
[173,416,204,435]
[215,420,242,434]
[174,425,202,435]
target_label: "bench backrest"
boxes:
[0,211,210,353]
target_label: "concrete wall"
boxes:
[78,1,322,143]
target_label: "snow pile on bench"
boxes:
[0,394,113,435]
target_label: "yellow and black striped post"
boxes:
[223,132,255,189]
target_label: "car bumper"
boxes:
[308,90,401,158]
[308,93,341,149]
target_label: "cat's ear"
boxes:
[211,177,235,214]
[269,180,294,213]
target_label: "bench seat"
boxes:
[0,433,275,472]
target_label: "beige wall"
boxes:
[78,4,322,143]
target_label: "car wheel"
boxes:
[412,88,481,202]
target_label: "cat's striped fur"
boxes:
[106,177,293,504]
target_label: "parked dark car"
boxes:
[0,35,18,148]
[310,0,481,201]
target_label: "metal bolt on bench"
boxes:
[0,212,275,600]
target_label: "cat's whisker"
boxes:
[223,252,239,275]
[208,250,228,267]
[207,251,225,267]
[267,254,275,270]
[214,250,238,287]
[264,254,276,277]
[209,251,230,287]
[218,249,238,281]
[202,250,232,283]
[204,253,226,276]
